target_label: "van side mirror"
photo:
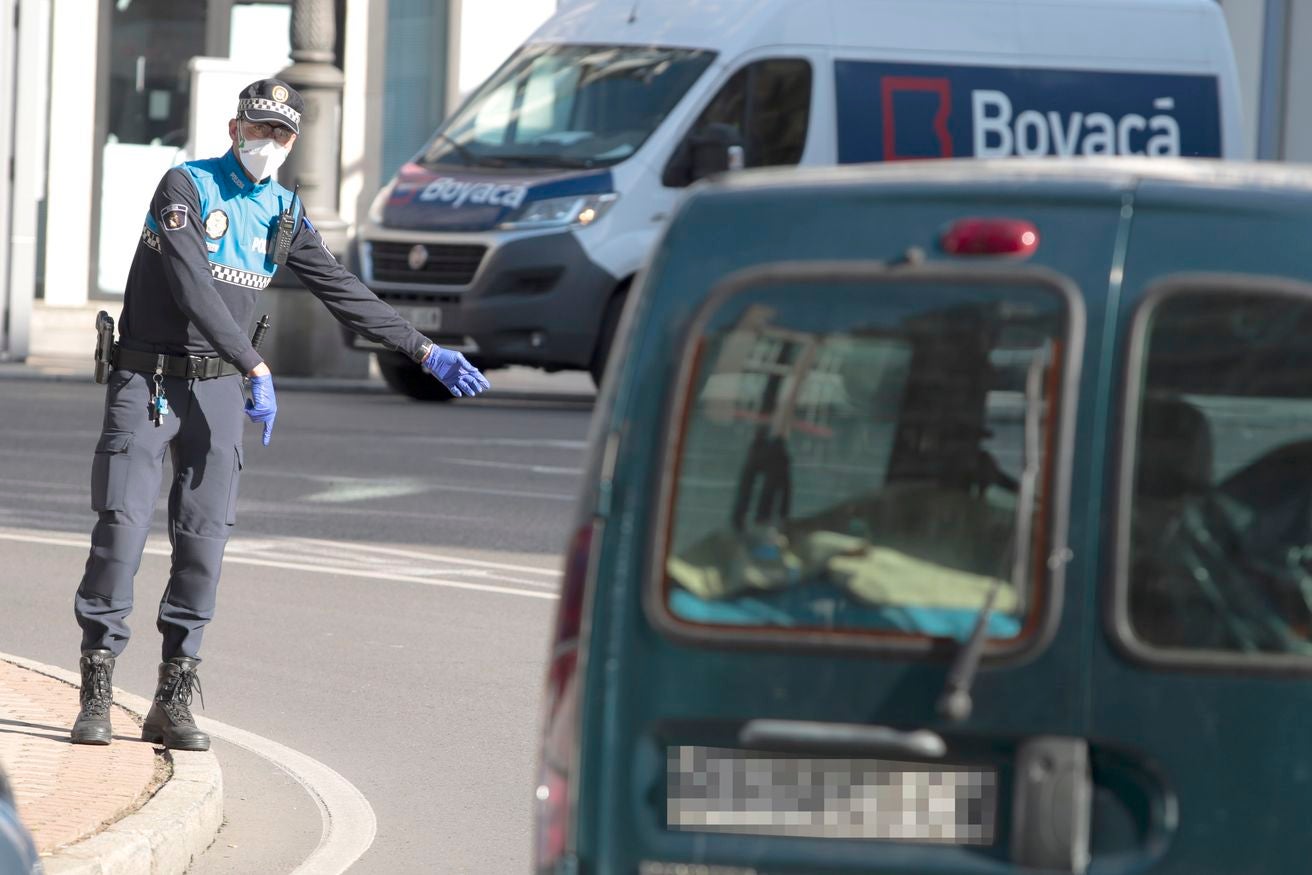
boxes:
[664,123,745,187]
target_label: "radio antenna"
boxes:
[628,0,639,23]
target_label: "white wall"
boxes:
[0,0,15,353]
[4,0,50,358]
[43,2,100,307]
[457,0,557,97]
[341,0,391,229]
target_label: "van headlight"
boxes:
[498,193,618,230]
[367,179,397,224]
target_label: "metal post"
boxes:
[1257,0,1289,160]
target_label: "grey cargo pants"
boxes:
[75,368,246,660]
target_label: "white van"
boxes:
[352,0,1244,398]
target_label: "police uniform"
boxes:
[71,80,431,750]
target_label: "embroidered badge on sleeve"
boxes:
[161,204,189,231]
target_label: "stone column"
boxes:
[266,0,370,377]
[278,0,347,252]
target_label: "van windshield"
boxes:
[661,278,1070,642]
[421,44,716,170]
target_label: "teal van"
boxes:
[534,159,1312,875]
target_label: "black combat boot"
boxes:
[70,649,116,745]
[141,657,210,751]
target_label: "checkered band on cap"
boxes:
[211,263,273,290]
[238,97,302,128]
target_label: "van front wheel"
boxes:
[376,351,456,402]
[590,288,628,388]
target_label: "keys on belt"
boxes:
[150,357,170,428]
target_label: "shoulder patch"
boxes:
[161,204,189,231]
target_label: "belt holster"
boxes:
[94,311,116,384]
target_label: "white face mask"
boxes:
[237,136,289,181]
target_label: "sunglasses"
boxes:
[240,120,297,145]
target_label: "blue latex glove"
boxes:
[422,345,491,397]
[244,373,277,446]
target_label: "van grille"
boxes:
[371,241,486,286]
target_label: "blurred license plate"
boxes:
[394,306,443,331]
[667,746,996,845]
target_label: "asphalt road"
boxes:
[0,372,596,873]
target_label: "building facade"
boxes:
[0,0,554,368]
[0,0,1299,365]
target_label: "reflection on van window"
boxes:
[664,282,1066,641]
[423,44,715,170]
[1128,292,1312,656]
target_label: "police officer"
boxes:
[70,79,490,750]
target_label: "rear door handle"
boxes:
[739,719,947,759]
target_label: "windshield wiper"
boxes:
[493,154,598,169]
[428,132,506,168]
[936,346,1046,722]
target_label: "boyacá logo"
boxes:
[835,61,1221,164]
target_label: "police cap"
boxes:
[236,78,303,136]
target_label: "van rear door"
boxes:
[1089,186,1312,874]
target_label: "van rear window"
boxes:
[658,274,1071,646]
[1121,282,1312,662]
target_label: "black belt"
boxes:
[111,346,242,380]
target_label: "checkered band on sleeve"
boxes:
[211,263,273,289]
[238,98,302,126]
[141,226,161,252]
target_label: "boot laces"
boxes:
[161,665,205,724]
[80,660,113,717]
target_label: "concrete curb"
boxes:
[0,654,223,875]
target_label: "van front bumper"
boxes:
[351,228,619,369]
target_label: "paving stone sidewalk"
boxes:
[0,657,222,874]
[0,659,163,855]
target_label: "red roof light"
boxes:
[940,217,1040,258]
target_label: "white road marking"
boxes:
[252,470,576,502]
[318,480,575,502]
[288,536,561,576]
[301,479,431,503]
[0,529,560,601]
[390,436,588,450]
[193,722,374,875]
[441,457,583,476]
[1,653,376,875]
